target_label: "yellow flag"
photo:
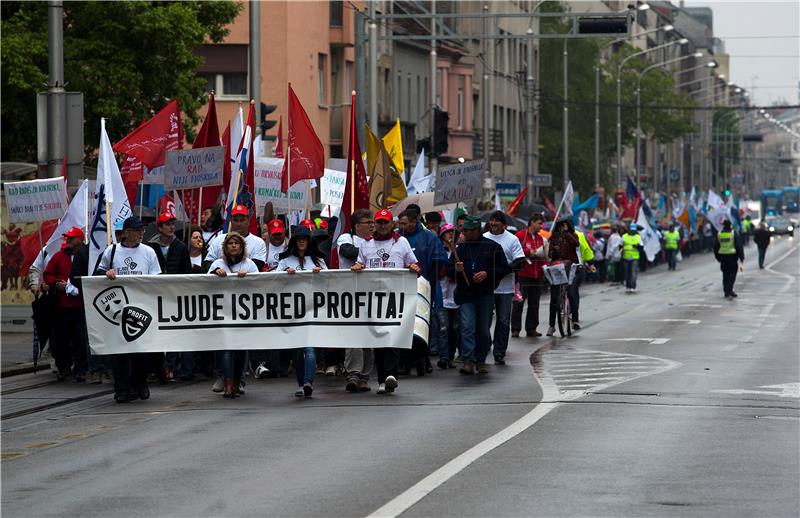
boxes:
[382,119,405,174]
[365,125,381,177]
[368,137,407,210]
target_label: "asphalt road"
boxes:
[2,235,798,518]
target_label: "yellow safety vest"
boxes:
[576,231,594,263]
[743,219,752,232]
[718,231,735,255]
[622,233,641,260]
[664,230,680,250]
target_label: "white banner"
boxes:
[320,168,347,207]
[164,146,224,189]
[3,178,67,223]
[253,157,310,211]
[433,159,483,205]
[83,270,418,354]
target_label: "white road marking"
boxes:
[367,350,680,518]
[712,383,800,399]
[604,338,670,345]
[681,304,722,309]
[647,319,701,324]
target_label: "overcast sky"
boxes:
[682,0,799,106]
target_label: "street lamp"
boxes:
[616,37,688,186]
[634,51,702,188]
[674,61,717,89]
[594,24,672,189]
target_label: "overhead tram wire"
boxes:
[535,93,800,112]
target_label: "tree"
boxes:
[1,1,242,163]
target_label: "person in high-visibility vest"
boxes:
[714,219,745,298]
[663,223,681,271]
[742,215,752,246]
[622,223,643,293]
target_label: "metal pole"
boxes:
[47,0,66,180]
[525,27,535,202]
[430,0,438,175]
[482,4,491,195]
[354,11,366,150]
[689,133,694,190]
[616,75,622,187]
[636,84,641,189]
[368,3,378,130]
[563,39,568,191]
[594,62,600,189]
[249,0,261,155]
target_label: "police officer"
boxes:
[663,223,680,271]
[714,219,744,298]
[622,223,643,293]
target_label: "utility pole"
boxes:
[46,0,65,180]
[563,39,569,191]
[249,0,260,154]
[430,0,437,175]
[525,27,535,202]
[368,1,378,130]
[482,4,491,192]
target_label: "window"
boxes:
[223,74,247,96]
[318,54,327,105]
[345,61,352,100]
[330,0,343,27]
[457,76,464,130]
[194,45,248,99]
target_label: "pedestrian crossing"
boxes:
[532,347,680,400]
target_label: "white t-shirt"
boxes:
[190,254,202,268]
[483,230,525,294]
[265,240,286,270]
[206,232,267,265]
[98,243,162,276]
[276,256,328,271]
[207,258,260,275]
[336,233,364,270]
[357,235,417,269]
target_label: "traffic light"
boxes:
[260,102,277,138]
[577,16,628,34]
[433,108,449,157]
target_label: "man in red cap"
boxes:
[263,219,287,271]
[43,227,90,382]
[147,211,192,382]
[352,208,420,395]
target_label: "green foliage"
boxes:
[1,1,242,163]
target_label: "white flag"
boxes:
[41,179,90,268]
[90,119,132,271]
[495,189,502,211]
[229,106,244,173]
[707,189,724,209]
[406,152,426,194]
[636,206,662,262]
[560,181,574,217]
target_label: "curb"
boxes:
[1,362,47,378]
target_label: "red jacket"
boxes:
[515,229,547,280]
[43,249,82,309]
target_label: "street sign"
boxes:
[495,182,521,203]
[532,174,552,187]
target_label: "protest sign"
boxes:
[433,159,483,205]
[164,146,224,189]
[83,270,418,354]
[320,168,347,207]
[142,165,164,185]
[3,178,67,223]
[253,157,310,210]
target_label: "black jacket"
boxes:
[147,236,192,274]
[753,228,771,249]
[446,237,510,305]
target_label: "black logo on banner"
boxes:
[93,286,130,325]
[121,306,153,342]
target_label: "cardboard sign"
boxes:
[3,178,67,223]
[164,146,224,189]
[434,160,483,205]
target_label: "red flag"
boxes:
[543,195,557,217]
[620,197,640,220]
[280,84,324,193]
[506,187,529,217]
[180,94,222,225]
[113,99,183,169]
[341,91,369,234]
[120,155,143,213]
[274,116,284,158]
[18,220,58,277]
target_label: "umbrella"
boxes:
[392,192,459,214]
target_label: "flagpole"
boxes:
[138,181,144,219]
[287,146,292,238]
[198,187,203,227]
[105,199,111,246]
[37,222,44,251]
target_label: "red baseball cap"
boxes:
[317,219,329,230]
[299,218,316,230]
[63,226,85,239]
[268,219,285,234]
[375,209,393,222]
[157,211,176,225]
[231,204,249,217]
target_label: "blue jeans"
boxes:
[757,246,767,268]
[624,259,638,289]
[166,352,193,378]
[216,350,248,384]
[492,293,513,360]
[427,308,444,355]
[293,347,316,386]
[459,293,494,364]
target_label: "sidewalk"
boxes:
[1,329,44,377]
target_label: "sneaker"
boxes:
[625,288,632,293]
[384,376,398,393]
[114,391,131,403]
[89,372,102,384]
[511,331,520,338]
[459,361,475,375]
[377,383,386,394]
[212,378,224,393]
[437,358,450,370]
[730,291,738,298]
[357,379,371,392]
[238,382,246,395]
[254,363,271,379]
[546,327,556,337]
[325,365,337,376]
[164,369,176,383]
[346,379,359,392]
[572,322,581,330]
[477,363,489,374]
[56,369,68,382]
[137,385,150,400]
[493,357,505,365]
[303,384,313,398]
[529,331,543,337]
[146,373,159,383]
[294,388,305,397]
